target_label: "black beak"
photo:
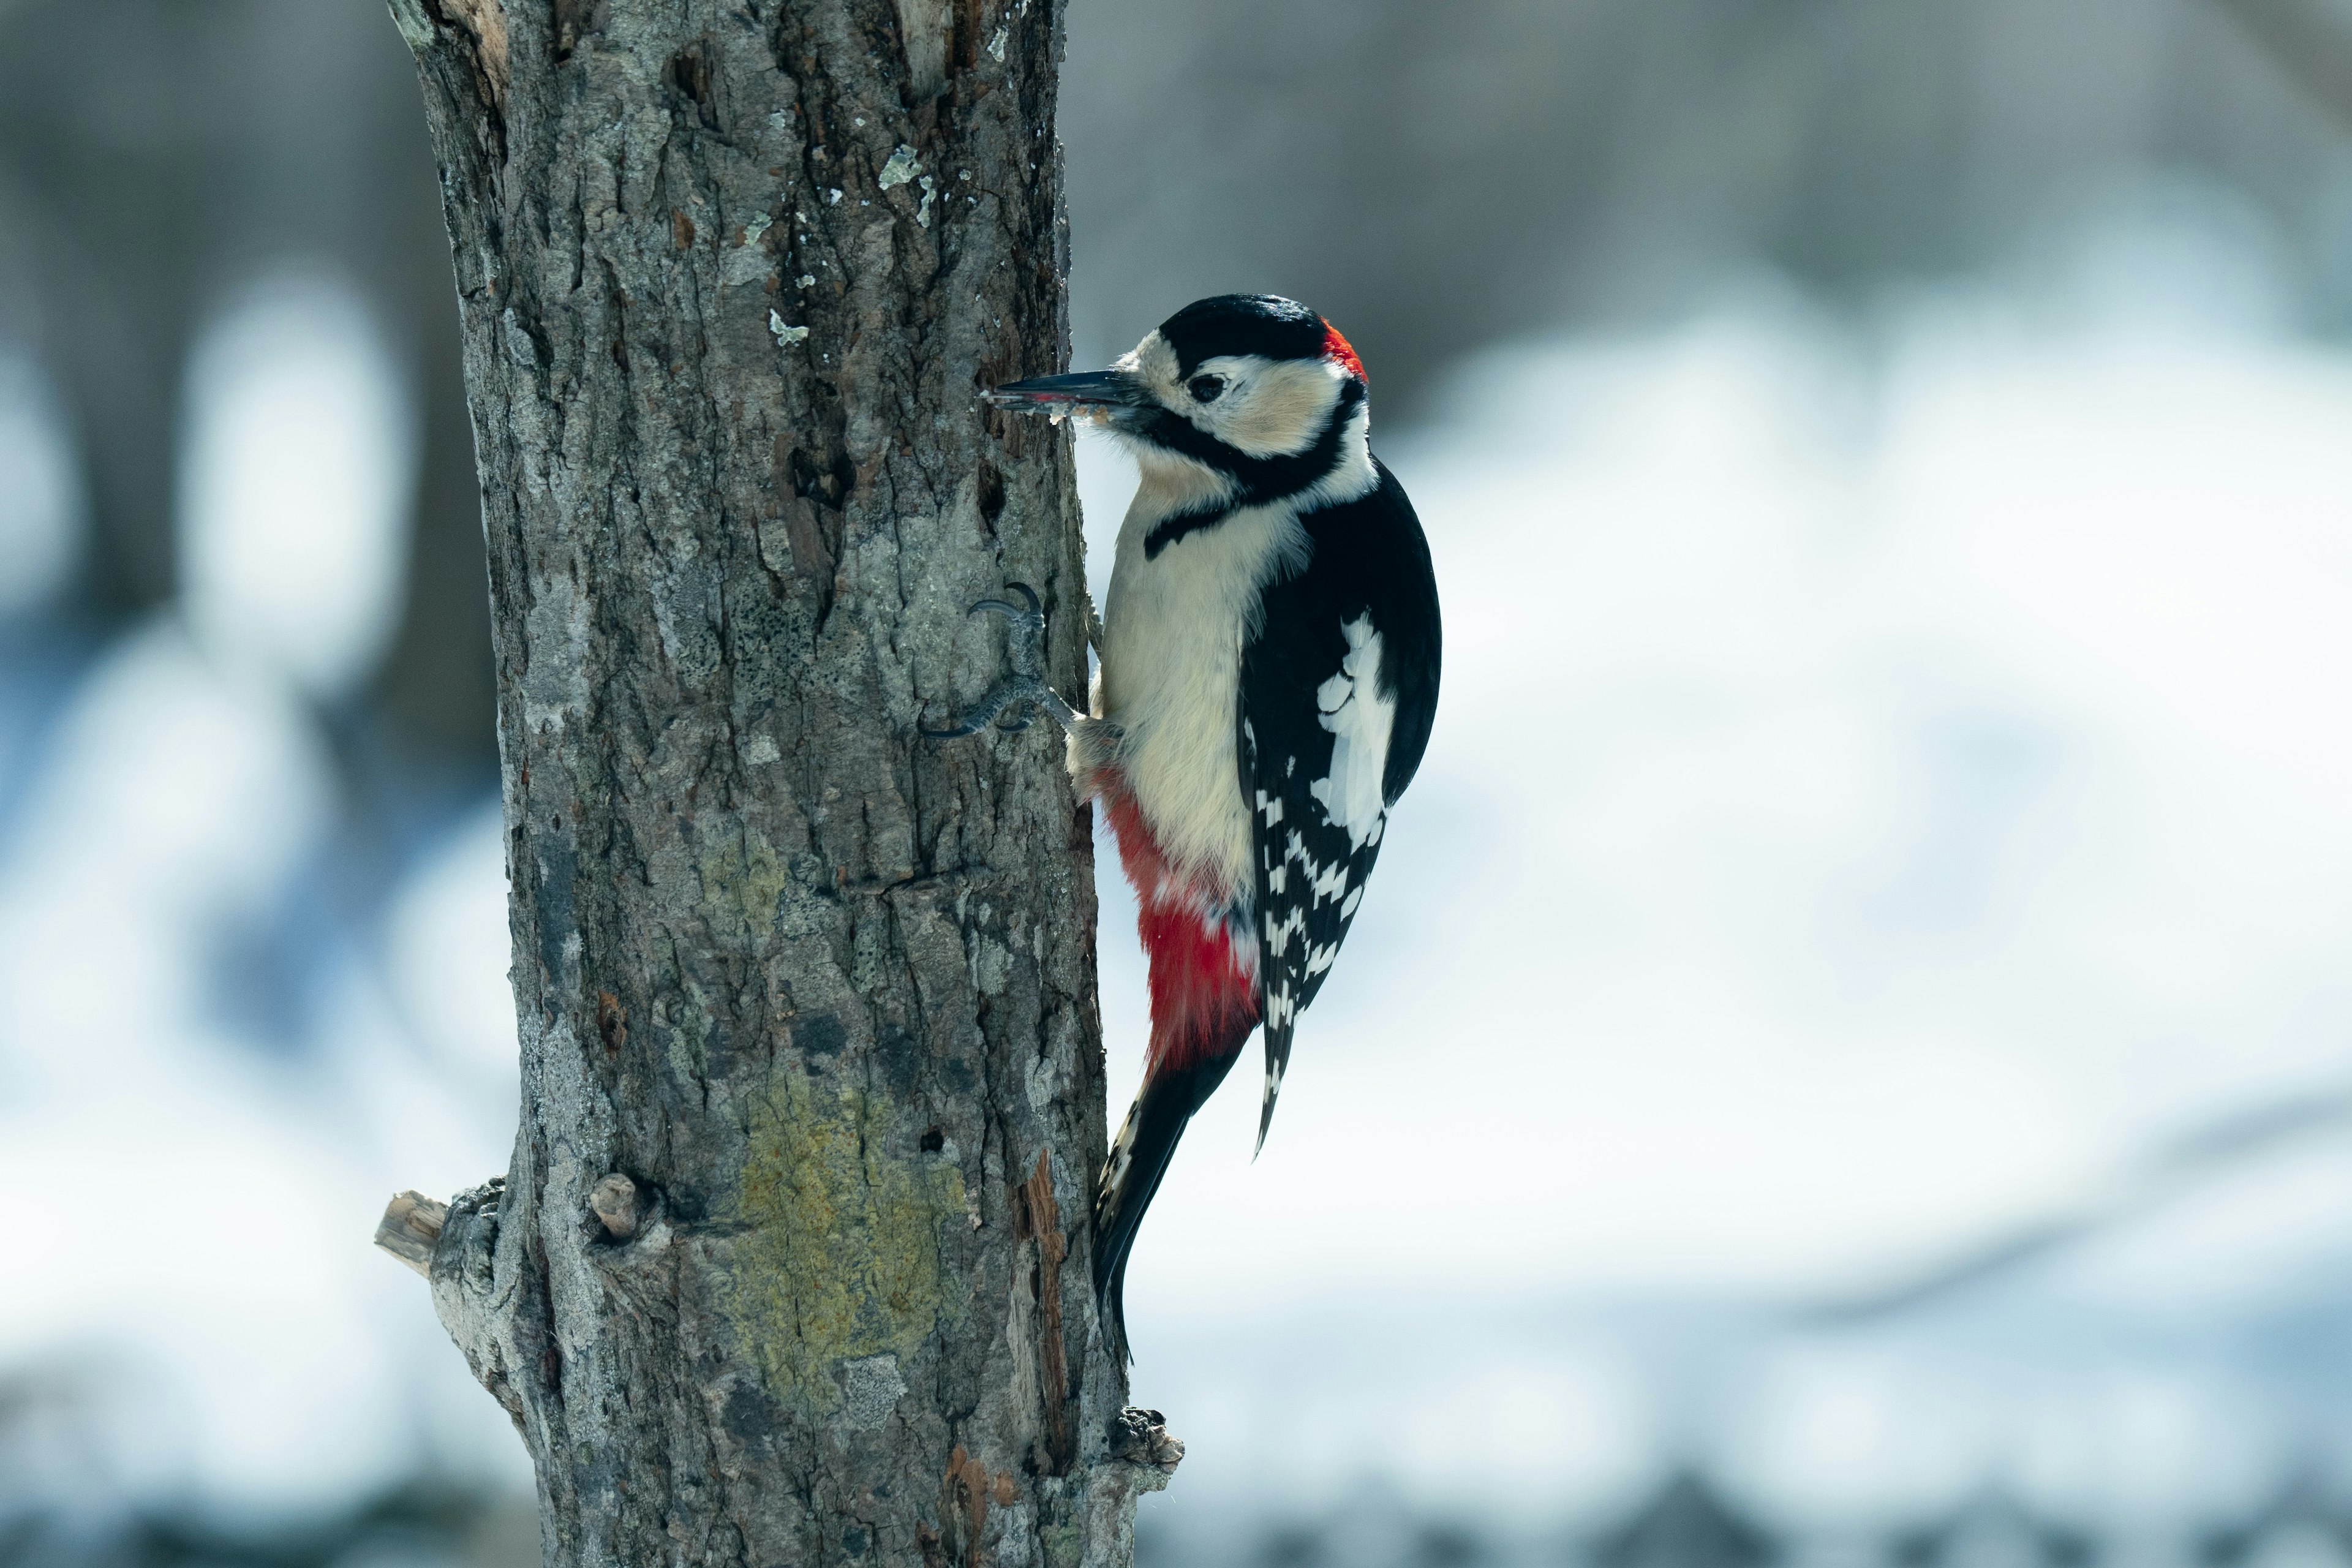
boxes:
[982,369,1145,413]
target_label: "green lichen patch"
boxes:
[1039,1515,1085,1568]
[693,820,797,940]
[725,1072,967,1411]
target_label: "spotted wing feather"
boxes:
[1238,458,1441,1149]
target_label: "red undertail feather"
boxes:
[1094,775,1259,1074]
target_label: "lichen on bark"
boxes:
[725,1076,969,1412]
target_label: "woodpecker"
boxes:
[930,295,1441,1358]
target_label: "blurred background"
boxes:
[3,1,2351,1563]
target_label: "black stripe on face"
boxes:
[1139,379,1366,560]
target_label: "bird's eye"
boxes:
[1186,374,1226,403]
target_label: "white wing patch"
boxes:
[1308,613,1395,851]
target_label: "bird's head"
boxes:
[987,293,1372,506]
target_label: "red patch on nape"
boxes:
[1321,322,1366,384]
[1093,775,1259,1074]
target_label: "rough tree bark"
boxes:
[373,2,1178,1563]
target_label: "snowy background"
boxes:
[3,1,2352,1564]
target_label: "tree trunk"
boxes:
[376,2,1177,1562]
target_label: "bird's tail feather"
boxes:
[1093,1050,1240,1363]
[1254,1027,1294,1157]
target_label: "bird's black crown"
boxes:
[1156,294,1332,377]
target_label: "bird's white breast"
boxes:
[1096,465,1308,897]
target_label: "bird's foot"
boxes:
[922,582,1085,739]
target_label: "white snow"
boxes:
[177,268,417,699]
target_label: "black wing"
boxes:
[1238,457,1441,1148]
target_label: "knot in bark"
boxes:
[588,1172,642,1239]
[1108,1406,1184,1491]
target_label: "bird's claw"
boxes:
[967,581,1044,627]
[922,582,1083,739]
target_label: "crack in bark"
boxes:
[1014,1151,1075,1476]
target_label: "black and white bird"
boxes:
[932,295,1441,1357]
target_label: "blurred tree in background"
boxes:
[0,0,494,759]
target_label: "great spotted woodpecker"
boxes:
[932,295,1441,1357]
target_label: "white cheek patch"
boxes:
[1199,356,1344,459]
[1308,613,1394,851]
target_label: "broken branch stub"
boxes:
[374,1190,450,1276]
